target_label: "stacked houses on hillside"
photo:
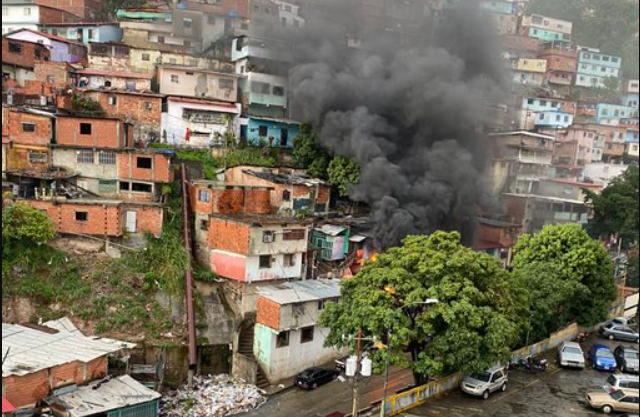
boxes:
[1,0,639,399]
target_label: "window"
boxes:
[131,182,153,193]
[24,7,32,15]
[157,36,166,44]
[145,102,153,111]
[612,57,619,63]
[284,254,296,268]
[28,151,47,164]
[99,151,116,165]
[136,157,153,169]
[283,229,305,241]
[22,122,36,133]
[104,80,112,88]
[183,18,193,29]
[142,53,151,61]
[98,179,117,193]
[259,255,272,269]
[198,190,210,203]
[9,42,22,54]
[184,40,191,48]
[263,231,276,243]
[218,79,234,90]
[301,327,314,344]
[77,150,95,164]
[258,125,269,137]
[171,75,179,83]
[108,96,117,106]
[584,53,591,59]
[251,81,271,94]
[200,219,209,231]
[80,123,92,135]
[120,182,131,191]
[276,331,290,348]
[318,300,325,311]
[603,56,610,62]
[273,86,285,96]
[72,211,89,222]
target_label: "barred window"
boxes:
[77,150,95,164]
[198,190,210,203]
[99,151,116,165]
[28,151,48,164]
[283,229,305,241]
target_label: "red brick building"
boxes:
[56,115,134,149]
[538,42,578,88]
[34,0,102,20]
[3,109,55,174]
[1,320,131,409]
[2,39,51,69]
[189,181,273,216]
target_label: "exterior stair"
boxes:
[238,325,270,390]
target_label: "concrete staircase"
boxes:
[238,326,270,390]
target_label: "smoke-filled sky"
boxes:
[288,0,506,248]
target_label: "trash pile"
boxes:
[161,375,267,417]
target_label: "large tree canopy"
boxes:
[513,224,616,326]
[585,166,639,247]
[321,232,523,384]
[2,202,56,249]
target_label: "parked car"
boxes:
[460,366,508,400]
[614,346,640,374]
[588,344,618,372]
[586,389,640,414]
[600,323,640,343]
[295,368,339,390]
[557,341,586,369]
[604,374,640,394]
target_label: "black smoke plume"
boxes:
[289,0,505,248]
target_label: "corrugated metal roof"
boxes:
[349,234,369,243]
[317,225,347,237]
[258,280,341,305]
[48,375,161,417]
[2,321,135,378]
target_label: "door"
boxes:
[618,395,638,412]
[125,211,137,233]
[490,371,505,392]
[281,128,289,147]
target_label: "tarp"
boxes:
[2,397,16,413]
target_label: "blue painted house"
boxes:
[575,49,623,89]
[522,98,563,112]
[535,111,574,129]
[241,116,300,148]
[596,104,637,124]
[39,23,123,45]
[480,1,516,14]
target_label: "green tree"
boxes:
[514,262,585,345]
[321,232,524,385]
[599,76,623,104]
[585,165,639,247]
[513,224,617,326]
[327,157,361,197]
[293,124,331,179]
[2,202,56,251]
[628,247,639,289]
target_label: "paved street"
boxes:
[411,335,639,417]
[243,334,638,417]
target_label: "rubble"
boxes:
[160,375,267,417]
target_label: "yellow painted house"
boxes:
[516,58,548,73]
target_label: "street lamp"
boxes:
[380,299,439,417]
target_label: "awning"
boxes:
[2,397,17,413]
[349,234,368,243]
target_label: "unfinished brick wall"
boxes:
[125,205,164,237]
[37,4,84,23]
[56,117,130,149]
[35,0,102,19]
[91,91,162,127]
[118,153,172,183]
[6,147,51,172]
[28,200,123,237]
[2,39,51,68]
[256,297,281,330]
[208,217,251,254]
[34,61,72,88]
[1,370,49,408]
[316,184,331,205]
[189,184,272,215]
[7,110,52,146]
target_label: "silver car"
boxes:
[600,323,640,343]
[460,366,508,400]
[557,341,586,369]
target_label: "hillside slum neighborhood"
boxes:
[2,0,639,417]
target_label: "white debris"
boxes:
[160,375,267,417]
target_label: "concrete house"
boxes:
[596,104,637,126]
[538,41,578,88]
[157,65,239,103]
[474,217,522,267]
[520,14,572,43]
[4,28,87,64]
[2,0,81,35]
[622,79,639,110]
[2,37,51,87]
[39,22,123,44]
[161,96,241,148]
[545,125,597,166]
[312,224,350,262]
[33,0,103,20]
[534,110,574,129]
[242,116,300,148]
[575,48,623,89]
[254,280,344,382]
[75,68,153,92]
[511,58,547,86]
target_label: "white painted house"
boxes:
[161,96,241,147]
[254,280,346,382]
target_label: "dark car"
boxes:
[614,346,640,374]
[295,368,339,390]
[600,322,640,343]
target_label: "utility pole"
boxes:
[181,163,198,389]
[352,328,363,417]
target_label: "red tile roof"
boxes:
[2,397,17,413]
